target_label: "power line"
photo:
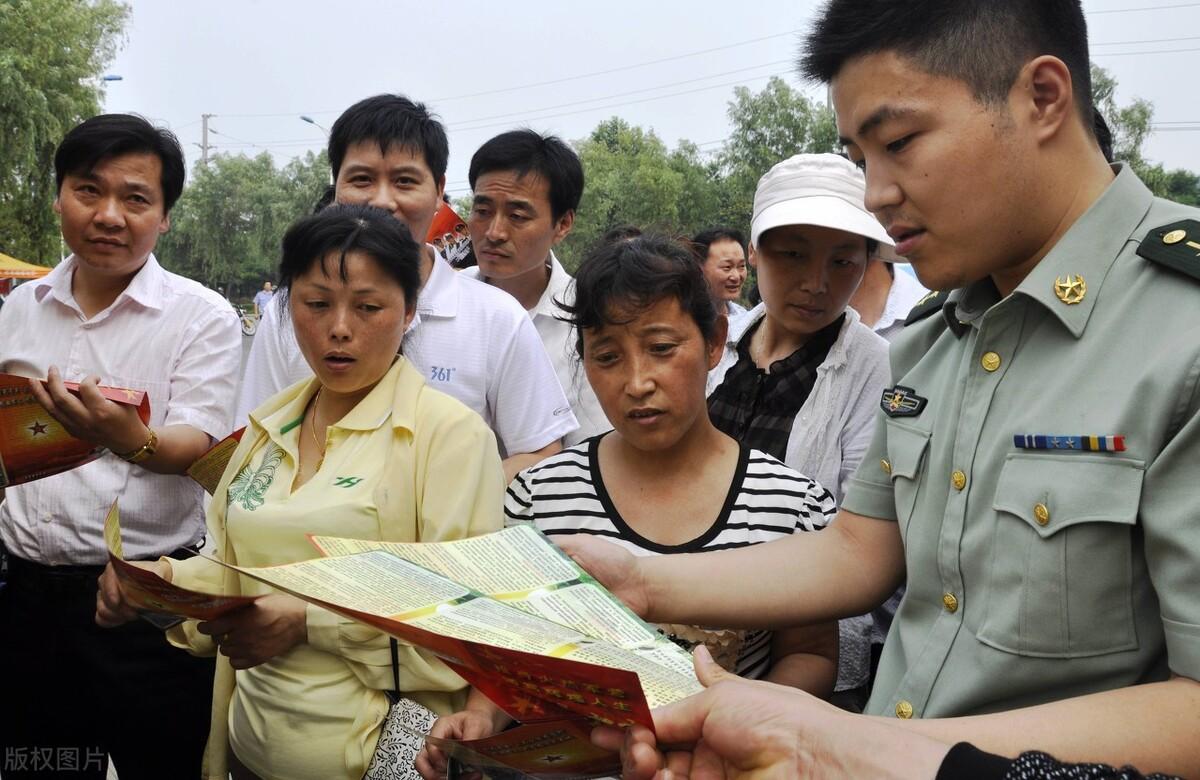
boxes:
[1093,46,1200,56]
[440,61,790,128]
[447,73,783,135]
[205,29,802,120]
[1089,2,1200,13]
[203,70,790,149]
[1093,35,1200,45]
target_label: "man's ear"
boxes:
[159,213,171,234]
[53,195,63,216]
[1017,55,1075,145]
[748,243,758,269]
[552,210,575,245]
[436,174,447,201]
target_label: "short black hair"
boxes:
[54,114,186,213]
[468,130,584,221]
[600,225,643,245]
[800,0,1094,127]
[277,204,421,312]
[559,234,719,358]
[328,95,449,182]
[691,228,746,264]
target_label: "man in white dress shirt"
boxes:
[237,96,578,480]
[0,115,240,779]
[460,130,610,446]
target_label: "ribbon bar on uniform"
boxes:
[1012,434,1126,452]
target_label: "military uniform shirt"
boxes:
[841,165,1200,719]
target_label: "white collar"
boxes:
[35,253,166,314]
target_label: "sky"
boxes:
[99,0,1200,195]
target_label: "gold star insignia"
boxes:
[1053,275,1087,305]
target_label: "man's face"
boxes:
[469,170,573,282]
[702,239,747,304]
[264,282,273,292]
[833,51,1039,291]
[334,141,445,245]
[54,152,169,279]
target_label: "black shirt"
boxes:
[707,314,844,461]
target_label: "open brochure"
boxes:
[208,525,702,777]
[104,501,258,628]
[186,426,244,494]
[0,373,149,487]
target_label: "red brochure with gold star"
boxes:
[0,372,150,487]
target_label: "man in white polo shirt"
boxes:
[0,115,239,780]
[238,95,576,480]
[460,129,610,446]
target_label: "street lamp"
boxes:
[300,115,330,136]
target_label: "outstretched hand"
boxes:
[554,535,650,618]
[592,645,953,779]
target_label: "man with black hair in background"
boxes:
[0,114,239,779]
[239,97,578,480]
[570,1,1200,775]
[461,129,610,445]
[692,227,750,319]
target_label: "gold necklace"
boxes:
[308,388,326,455]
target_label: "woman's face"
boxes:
[752,224,868,338]
[583,296,724,452]
[289,250,415,401]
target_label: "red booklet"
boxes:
[0,373,150,487]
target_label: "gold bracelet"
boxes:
[116,428,158,464]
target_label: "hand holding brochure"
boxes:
[0,373,150,487]
[104,500,258,625]
[211,525,703,777]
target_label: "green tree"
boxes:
[1091,64,1153,170]
[561,118,694,270]
[0,0,129,264]
[157,150,331,297]
[718,77,839,228]
[1091,64,1199,204]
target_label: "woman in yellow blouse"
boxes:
[97,205,505,780]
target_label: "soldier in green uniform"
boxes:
[561,0,1200,776]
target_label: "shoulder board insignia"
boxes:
[1137,219,1200,282]
[903,290,947,326]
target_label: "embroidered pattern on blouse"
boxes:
[228,444,284,511]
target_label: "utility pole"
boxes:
[200,113,215,165]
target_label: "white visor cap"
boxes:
[750,153,894,255]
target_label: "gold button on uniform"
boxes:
[881,458,892,475]
[1164,229,1187,245]
[981,352,1002,372]
[1034,503,1051,526]
[943,593,959,613]
[951,470,967,491]
[895,700,914,719]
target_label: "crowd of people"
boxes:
[1,0,1199,779]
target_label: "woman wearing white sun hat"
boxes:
[706,152,893,708]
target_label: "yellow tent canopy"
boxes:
[0,252,52,279]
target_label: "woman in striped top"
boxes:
[417,234,838,779]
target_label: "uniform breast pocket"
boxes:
[976,453,1144,658]
[885,420,931,542]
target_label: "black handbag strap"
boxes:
[390,637,400,694]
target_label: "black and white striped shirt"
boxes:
[505,436,837,680]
